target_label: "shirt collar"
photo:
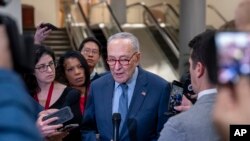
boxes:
[90,69,97,80]
[197,88,217,100]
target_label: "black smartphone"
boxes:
[40,23,58,31]
[42,106,73,125]
[215,32,250,84]
[58,124,79,132]
[167,80,184,116]
[182,72,196,104]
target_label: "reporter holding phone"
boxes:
[159,30,220,141]
[23,45,82,141]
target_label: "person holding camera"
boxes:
[213,1,250,140]
[24,45,82,141]
[159,30,220,141]
[0,15,42,141]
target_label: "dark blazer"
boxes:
[91,71,109,82]
[81,67,170,141]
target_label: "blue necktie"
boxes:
[118,83,128,132]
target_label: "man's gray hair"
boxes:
[107,32,140,52]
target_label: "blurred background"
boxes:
[0,0,240,82]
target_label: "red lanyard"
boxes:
[34,82,54,109]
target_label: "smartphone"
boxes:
[182,72,196,104]
[42,106,73,125]
[58,124,79,132]
[167,80,184,116]
[40,23,58,31]
[215,32,250,84]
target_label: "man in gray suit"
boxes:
[158,30,220,141]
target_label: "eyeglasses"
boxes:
[107,52,137,66]
[82,48,99,55]
[35,61,55,72]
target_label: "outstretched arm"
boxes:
[34,22,52,45]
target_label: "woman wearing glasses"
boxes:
[24,45,82,141]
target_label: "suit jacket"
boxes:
[81,67,170,141]
[91,72,101,82]
[0,69,42,141]
[91,71,109,82]
[158,94,220,141]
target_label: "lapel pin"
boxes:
[141,91,146,96]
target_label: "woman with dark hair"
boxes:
[24,45,82,141]
[56,50,90,114]
[79,37,106,81]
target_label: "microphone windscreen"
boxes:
[112,113,121,121]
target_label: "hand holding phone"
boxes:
[40,23,58,31]
[215,32,250,84]
[166,80,184,116]
[42,106,73,125]
[58,124,79,132]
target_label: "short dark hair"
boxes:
[78,37,102,54]
[188,30,217,84]
[56,51,90,87]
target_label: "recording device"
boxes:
[112,113,121,141]
[167,80,184,116]
[181,72,196,104]
[58,124,79,132]
[0,14,35,73]
[42,106,73,125]
[215,32,250,84]
[40,23,58,31]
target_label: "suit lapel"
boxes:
[128,68,148,117]
[102,74,115,136]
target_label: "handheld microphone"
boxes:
[112,113,121,141]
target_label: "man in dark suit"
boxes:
[81,32,170,141]
[158,30,220,141]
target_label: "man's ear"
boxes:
[195,62,205,78]
[135,52,141,63]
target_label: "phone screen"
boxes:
[42,106,73,125]
[167,81,184,116]
[215,32,250,84]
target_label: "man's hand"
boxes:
[174,95,193,112]
[213,77,250,141]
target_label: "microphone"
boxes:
[112,113,121,141]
